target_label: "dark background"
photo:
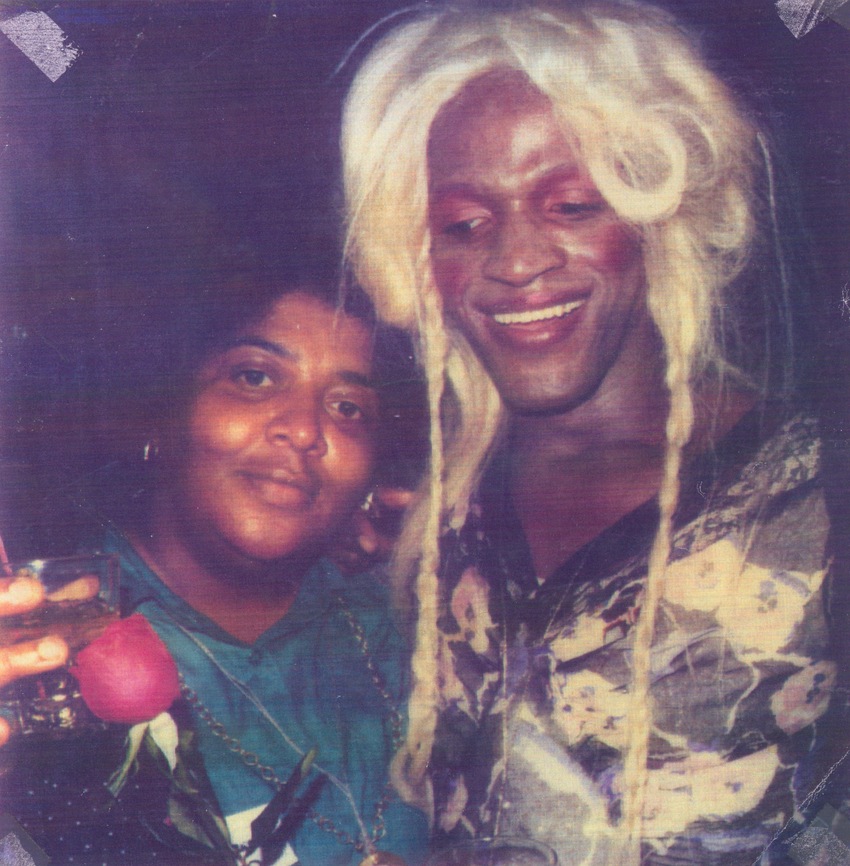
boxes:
[1,0,849,557]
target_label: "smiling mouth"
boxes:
[491,299,585,326]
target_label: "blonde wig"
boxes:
[343,0,760,855]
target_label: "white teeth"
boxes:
[492,299,585,325]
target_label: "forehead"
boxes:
[240,292,373,369]
[434,70,549,126]
[427,71,582,184]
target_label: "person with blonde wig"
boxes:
[342,0,841,863]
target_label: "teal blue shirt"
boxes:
[105,531,428,866]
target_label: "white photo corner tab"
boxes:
[0,9,80,82]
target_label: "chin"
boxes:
[234,536,325,568]
[507,398,579,418]
[496,364,609,418]
[192,528,322,584]
[501,385,595,418]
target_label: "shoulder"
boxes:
[683,405,823,525]
[325,561,394,617]
[322,561,408,652]
[675,407,827,559]
[727,410,821,499]
[320,563,413,703]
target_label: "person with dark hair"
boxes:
[341,1,843,863]
[0,274,429,866]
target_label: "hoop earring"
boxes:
[142,439,159,462]
[359,491,383,522]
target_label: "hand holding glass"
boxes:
[0,554,119,736]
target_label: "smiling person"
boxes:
[2,248,428,866]
[341,1,841,864]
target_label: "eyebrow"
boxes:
[222,336,377,389]
[430,165,586,200]
[429,182,486,201]
[224,336,295,359]
[338,370,377,389]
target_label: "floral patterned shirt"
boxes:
[430,409,846,865]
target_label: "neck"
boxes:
[506,366,756,582]
[131,508,306,644]
[508,333,670,465]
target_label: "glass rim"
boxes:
[6,552,119,568]
[4,553,120,606]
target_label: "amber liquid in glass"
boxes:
[1,596,118,652]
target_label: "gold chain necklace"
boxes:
[178,593,406,866]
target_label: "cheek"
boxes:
[324,436,375,500]
[189,404,255,458]
[430,250,476,311]
[581,222,643,276]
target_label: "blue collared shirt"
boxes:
[105,530,428,866]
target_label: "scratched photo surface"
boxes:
[0,1,849,865]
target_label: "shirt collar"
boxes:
[104,528,342,647]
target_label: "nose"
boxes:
[266,393,327,456]
[483,210,567,287]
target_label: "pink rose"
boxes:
[72,613,180,724]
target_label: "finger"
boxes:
[0,577,44,616]
[0,716,9,748]
[353,512,381,555]
[373,487,415,510]
[368,532,400,561]
[45,575,99,602]
[0,637,68,689]
[357,529,380,556]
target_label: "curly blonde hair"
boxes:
[342,0,760,856]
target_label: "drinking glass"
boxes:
[425,837,558,866]
[0,554,120,736]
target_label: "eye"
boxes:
[549,200,605,220]
[442,215,489,239]
[327,389,378,426]
[331,399,366,420]
[431,197,491,242]
[231,367,274,389]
